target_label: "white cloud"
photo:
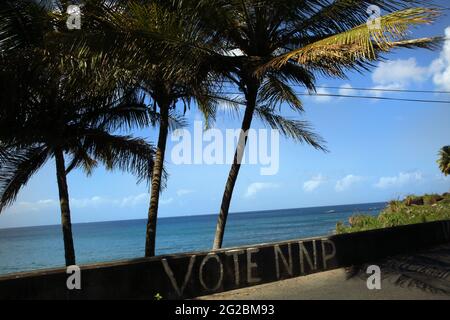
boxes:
[71,196,110,208]
[244,182,279,198]
[372,57,428,87]
[119,193,148,207]
[11,199,57,213]
[176,189,195,196]
[9,193,152,214]
[71,194,150,208]
[338,84,358,96]
[370,83,405,97]
[369,26,450,94]
[305,88,331,103]
[314,88,331,103]
[335,175,364,192]
[328,26,450,100]
[303,174,327,192]
[374,171,423,189]
[430,26,450,91]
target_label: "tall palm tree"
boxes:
[178,0,441,249]
[67,0,224,257]
[121,3,218,257]
[141,73,218,257]
[0,0,157,266]
[438,146,450,176]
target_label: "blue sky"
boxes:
[1,3,449,228]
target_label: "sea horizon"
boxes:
[0,200,387,231]
[0,201,387,275]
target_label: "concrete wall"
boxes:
[0,220,449,300]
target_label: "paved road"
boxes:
[198,244,450,300]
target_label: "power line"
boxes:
[296,93,450,104]
[221,92,450,104]
[313,86,450,95]
[220,81,450,95]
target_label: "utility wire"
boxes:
[312,86,450,94]
[220,81,450,95]
[220,92,450,104]
[296,93,450,104]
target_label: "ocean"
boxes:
[0,202,385,275]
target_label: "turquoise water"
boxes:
[0,202,385,275]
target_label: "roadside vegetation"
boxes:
[336,192,450,234]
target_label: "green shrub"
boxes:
[335,215,381,233]
[336,192,450,234]
[422,194,443,205]
[387,200,403,212]
[404,195,423,206]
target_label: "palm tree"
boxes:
[0,86,156,267]
[179,0,441,249]
[67,0,224,257]
[0,0,157,266]
[0,71,156,266]
[438,146,450,176]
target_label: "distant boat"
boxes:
[326,210,336,213]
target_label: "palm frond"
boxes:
[0,0,53,54]
[79,130,157,184]
[212,94,245,120]
[263,8,441,76]
[437,146,450,176]
[65,142,99,176]
[0,145,49,212]
[168,112,188,131]
[290,0,434,39]
[274,63,316,92]
[258,75,304,112]
[0,145,13,163]
[255,106,328,152]
[195,97,218,129]
[85,98,153,132]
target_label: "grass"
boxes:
[336,192,450,234]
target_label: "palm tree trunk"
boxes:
[145,105,170,257]
[54,148,76,266]
[213,85,258,250]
